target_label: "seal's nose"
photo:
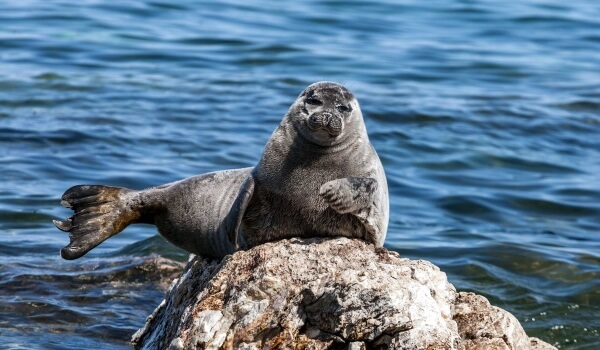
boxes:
[308,112,343,136]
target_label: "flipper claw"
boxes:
[53,218,72,232]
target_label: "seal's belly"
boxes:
[240,186,367,248]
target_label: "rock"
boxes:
[132,238,555,350]
[453,292,555,350]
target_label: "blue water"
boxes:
[1,0,599,348]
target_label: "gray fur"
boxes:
[55,81,389,259]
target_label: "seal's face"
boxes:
[291,82,360,147]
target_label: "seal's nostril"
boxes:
[327,115,343,136]
[328,117,341,128]
[308,114,326,130]
[329,118,341,129]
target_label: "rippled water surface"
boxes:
[1,0,599,348]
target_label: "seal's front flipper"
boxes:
[54,185,139,260]
[319,177,377,214]
[319,177,382,243]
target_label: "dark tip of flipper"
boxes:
[57,222,109,260]
[61,245,87,260]
[61,185,106,210]
[60,226,114,260]
[61,185,103,200]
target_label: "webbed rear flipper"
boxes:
[54,185,139,260]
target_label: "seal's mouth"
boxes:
[307,112,343,137]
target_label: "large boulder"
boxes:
[132,238,555,350]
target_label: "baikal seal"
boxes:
[54,81,389,260]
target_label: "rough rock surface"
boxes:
[132,238,555,350]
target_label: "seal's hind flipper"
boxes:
[54,185,139,260]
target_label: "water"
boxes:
[1,0,599,348]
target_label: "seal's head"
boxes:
[289,81,364,147]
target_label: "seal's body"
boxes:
[54,82,389,260]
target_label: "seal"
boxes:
[54,82,389,260]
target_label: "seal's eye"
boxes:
[337,104,352,113]
[305,97,323,106]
